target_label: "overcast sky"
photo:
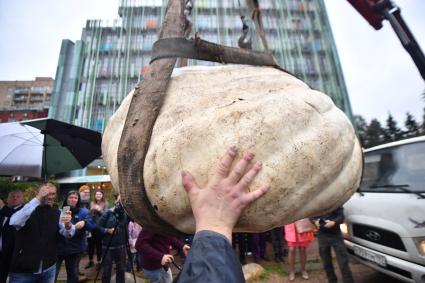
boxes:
[0,0,424,126]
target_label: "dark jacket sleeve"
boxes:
[98,210,111,234]
[169,236,184,251]
[329,207,345,225]
[135,230,164,264]
[0,206,15,217]
[81,209,95,231]
[177,231,245,283]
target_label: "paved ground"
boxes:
[57,238,403,282]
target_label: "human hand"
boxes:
[75,221,85,230]
[36,186,50,202]
[182,147,269,242]
[60,213,72,229]
[314,220,320,228]
[0,199,4,209]
[161,254,174,267]
[324,220,336,228]
[182,244,190,256]
[107,228,115,235]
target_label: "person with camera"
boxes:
[98,194,128,283]
[311,207,354,283]
[8,183,75,283]
[55,190,94,283]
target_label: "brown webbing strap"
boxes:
[150,37,278,67]
[117,0,186,237]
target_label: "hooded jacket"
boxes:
[57,191,94,256]
[98,203,128,248]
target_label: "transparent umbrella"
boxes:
[0,118,102,180]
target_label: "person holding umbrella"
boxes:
[8,183,76,283]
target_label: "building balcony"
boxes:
[30,87,46,94]
[14,88,29,94]
[13,96,27,102]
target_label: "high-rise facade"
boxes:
[50,0,352,132]
[0,77,53,123]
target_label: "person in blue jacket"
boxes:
[55,190,94,283]
[175,147,269,282]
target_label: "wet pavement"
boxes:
[56,238,404,282]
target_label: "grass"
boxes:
[259,262,287,280]
[256,258,324,281]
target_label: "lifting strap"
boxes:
[247,0,269,51]
[238,15,253,50]
[151,36,278,68]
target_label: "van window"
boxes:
[360,141,425,193]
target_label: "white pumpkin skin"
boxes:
[102,65,362,234]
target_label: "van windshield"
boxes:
[360,141,425,193]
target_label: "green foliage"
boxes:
[365,119,385,148]
[354,115,368,146]
[0,177,39,201]
[257,262,285,281]
[0,177,60,203]
[404,112,420,138]
[422,107,425,134]
[356,110,425,149]
[383,113,403,142]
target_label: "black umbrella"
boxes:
[0,118,102,180]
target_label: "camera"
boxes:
[113,201,125,220]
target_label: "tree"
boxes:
[365,119,384,148]
[383,113,402,142]
[404,112,420,138]
[353,114,368,146]
[422,107,425,134]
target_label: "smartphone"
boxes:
[63,206,71,214]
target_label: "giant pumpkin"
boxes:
[102,65,362,234]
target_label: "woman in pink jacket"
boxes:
[284,222,315,281]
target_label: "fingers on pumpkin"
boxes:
[181,170,200,194]
[215,146,238,179]
[241,184,269,206]
[228,151,255,184]
[236,160,262,191]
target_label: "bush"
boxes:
[0,177,59,203]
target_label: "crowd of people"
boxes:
[0,147,354,283]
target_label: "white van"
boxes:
[342,136,425,282]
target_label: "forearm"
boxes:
[9,198,40,229]
[196,224,233,244]
[332,208,345,224]
[59,222,76,238]
[178,230,244,282]
[310,216,319,223]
